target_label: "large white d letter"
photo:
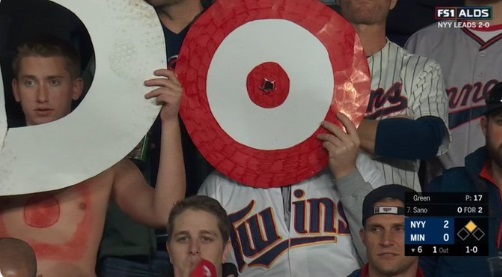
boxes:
[0,0,166,195]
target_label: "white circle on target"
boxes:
[207,19,334,150]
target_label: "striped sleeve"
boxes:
[406,57,451,155]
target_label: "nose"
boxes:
[189,240,200,256]
[380,230,395,247]
[36,84,49,103]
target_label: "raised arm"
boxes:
[318,113,383,263]
[112,69,186,228]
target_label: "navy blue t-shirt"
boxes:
[149,23,213,198]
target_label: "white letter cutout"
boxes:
[0,0,166,195]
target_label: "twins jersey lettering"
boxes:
[199,153,385,277]
[366,41,450,191]
[405,24,502,171]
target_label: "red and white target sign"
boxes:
[177,0,370,188]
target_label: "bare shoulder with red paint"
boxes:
[0,168,115,277]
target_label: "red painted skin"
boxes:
[23,186,92,261]
[0,168,115,277]
[24,195,61,228]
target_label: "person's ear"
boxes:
[72,77,84,101]
[12,79,20,102]
[222,240,232,262]
[166,242,173,263]
[390,0,398,10]
[360,228,367,246]
[481,116,488,137]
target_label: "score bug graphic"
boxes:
[406,218,454,246]
[405,193,489,256]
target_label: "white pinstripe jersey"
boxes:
[366,40,450,192]
[198,153,385,277]
[405,24,502,171]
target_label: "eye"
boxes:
[370,226,383,233]
[201,236,214,243]
[49,79,62,86]
[394,226,405,232]
[23,79,36,87]
[176,236,189,243]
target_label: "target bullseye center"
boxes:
[246,62,290,108]
[261,79,275,93]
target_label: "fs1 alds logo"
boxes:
[435,6,492,20]
[365,82,408,119]
[228,189,350,272]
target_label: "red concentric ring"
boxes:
[177,0,370,188]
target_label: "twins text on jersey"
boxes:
[229,188,350,271]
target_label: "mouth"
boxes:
[35,108,53,115]
[378,253,399,258]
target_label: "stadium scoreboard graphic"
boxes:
[405,193,489,256]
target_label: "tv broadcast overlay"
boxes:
[435,6,492,28]
[405,193,489,256]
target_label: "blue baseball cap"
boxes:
[362,184,416,226]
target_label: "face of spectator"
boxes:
[361,199,417,276]
[337,0,397,25]
[12,56,82,126]
[482,112,502,170]
[167,209,230,276]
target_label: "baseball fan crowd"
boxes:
[0,0,501,276]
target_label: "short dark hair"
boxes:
[12,35,81,79]
[167,195,232,244]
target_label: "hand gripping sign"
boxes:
[0,0,166,195]
[177,0,371,188]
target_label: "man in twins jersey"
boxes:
[405,0,502,179]
[338,0,451,193]
[199,114,386,277]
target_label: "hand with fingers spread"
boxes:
[144,69,182,122]
[317,112,361,180]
